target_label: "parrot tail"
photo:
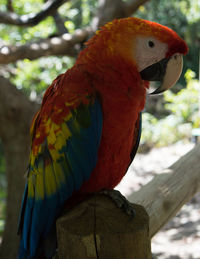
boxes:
[17,226,57,259]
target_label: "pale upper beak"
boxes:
[140,54,183,94]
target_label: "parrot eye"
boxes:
[148,40,155,48]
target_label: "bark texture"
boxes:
[56,195,151,259]
[0,28,92,64]
[0,0,68,26]
[0,76,39,259]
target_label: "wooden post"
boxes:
[129,143,200,237]
[56,194,151,259]
[55,144,200,258]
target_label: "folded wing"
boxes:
[17,76,103,258]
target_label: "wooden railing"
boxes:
[55,144,200,259]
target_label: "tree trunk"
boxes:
[0,136,30,259]
[0,76,39,259]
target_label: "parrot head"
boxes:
[79,17,188,94]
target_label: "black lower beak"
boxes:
[140,57,170,82]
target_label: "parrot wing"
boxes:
[17,77,103,258]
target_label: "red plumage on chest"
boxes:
[79,60,146,193]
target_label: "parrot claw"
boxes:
[100,189,135,217]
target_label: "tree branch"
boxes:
[0,28,92,64]
[91,0,149,30]
[0,0,67,26]
[53,11,68,34]
[91,0,126,29]
[0,0,149,64]
[124,0,150,16]
[6,0,14,12]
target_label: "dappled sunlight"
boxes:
[0,46,10,55]
[39,42,49,50]
[21,15,31,23]
[152,194,200,258]
[116,142,194,196]
[116,142,198,259]
[50,37,62,45]
[30,43,40,50]
[62,33,73,41]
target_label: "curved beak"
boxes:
[140,54,183,95]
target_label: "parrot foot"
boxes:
[100,189,135,217]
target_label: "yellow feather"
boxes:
[35,173,45,199]
[35,132,41,139]
[45,118,52,134]
[53,162,66,186]
[65,101,75,106]
[28,176,35,198]
[54,133,65,150]
[47,122,59,145]
[61,123,72,138]
[30,155,35,167]
[44,163,58,196]
[48,148,60,161]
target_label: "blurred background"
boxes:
[0,0,200,258]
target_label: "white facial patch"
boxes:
[134,36,168,72]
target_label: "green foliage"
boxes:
[0,3,56,45]
[141,69,199,147]
[136,0,189,35]
[179,0,200,23]
[12,0,44,14]
[12,57,74,99]
[164,69,200,126]
[141,113,192,147]
[0,0,96,98]
[58,0,97,32]
[0,219,4,236]
[140,112,158,146]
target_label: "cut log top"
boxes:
[56,195,151,259]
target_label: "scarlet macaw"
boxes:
[17,17,188,258]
